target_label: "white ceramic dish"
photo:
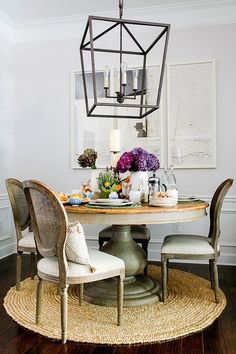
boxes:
[149,196,177,207]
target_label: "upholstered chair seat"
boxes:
[18,231,35,249]
[38,250,124,282]
[161,235,220,255]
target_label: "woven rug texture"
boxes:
[4,266,226,344]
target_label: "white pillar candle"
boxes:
[111,152,121,168]
[121,62,127,85]
[109,129,121,152]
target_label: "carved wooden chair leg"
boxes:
[61,286,68,344]
[36,277,43,324]
[30,252,36,279]
[57,284,60,295]
[212,260,219,303]
[16,251,22,291]
[141,240,149,275]
[117,275,124,326]
[209,259,214,290]
[161,256,168,302]
[166,258,170,283]
[79,284,84,306]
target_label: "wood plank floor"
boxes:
[0,254,236,354]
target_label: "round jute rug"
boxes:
[4,266,226,344]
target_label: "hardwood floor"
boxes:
[0,254,236,354]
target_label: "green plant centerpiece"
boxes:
[97,168,122,198]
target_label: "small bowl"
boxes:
[69,197,83,206]
[82,191,94,199]
[149,196,177,207]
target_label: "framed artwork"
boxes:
[70,70,113,169]
[167,60,216,168]
[118,65,164,166]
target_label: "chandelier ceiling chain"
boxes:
[119,0,123,19]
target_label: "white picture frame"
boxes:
[70,70,113,169]
[167,60,216,169]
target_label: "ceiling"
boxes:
[0,0,225,23]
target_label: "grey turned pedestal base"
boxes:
[84,225,161,307]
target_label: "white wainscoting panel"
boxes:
[0,194,16,259]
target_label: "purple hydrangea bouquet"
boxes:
[116,147,160,173]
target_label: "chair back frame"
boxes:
[208,178,233,254]
[5,178,31,242]
[23,180,68,287]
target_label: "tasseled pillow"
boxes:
[66,221,96,272]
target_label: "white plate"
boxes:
[89,200,134,207]
[95,199,129,204]
[178,195,197,201]
[149,202,177,207]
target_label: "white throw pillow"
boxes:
[66,221,96,272]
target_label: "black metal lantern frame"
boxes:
[80,1,170,119]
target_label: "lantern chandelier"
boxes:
[80,0,170,118]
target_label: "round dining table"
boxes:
[65,201,208,307]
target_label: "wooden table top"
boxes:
[65,201,209,225]
[65,202,208,214]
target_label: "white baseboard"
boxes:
[0,243,16,259]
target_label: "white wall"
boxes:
[0,20,16,256]
[0,33,15,192]
[13,23,236,194]
[1,2,236,262]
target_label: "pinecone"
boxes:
[77,149,98,168]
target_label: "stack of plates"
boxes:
[88,199,134,207]
[149,196,177,207]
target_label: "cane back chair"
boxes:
[23,179,125,344]
[5,178,36,290]
[161,178,233,303]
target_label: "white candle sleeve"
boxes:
[115,78,120,93]
[122,72,127,85]
[104,76,109,88]
[103,66,110,88]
